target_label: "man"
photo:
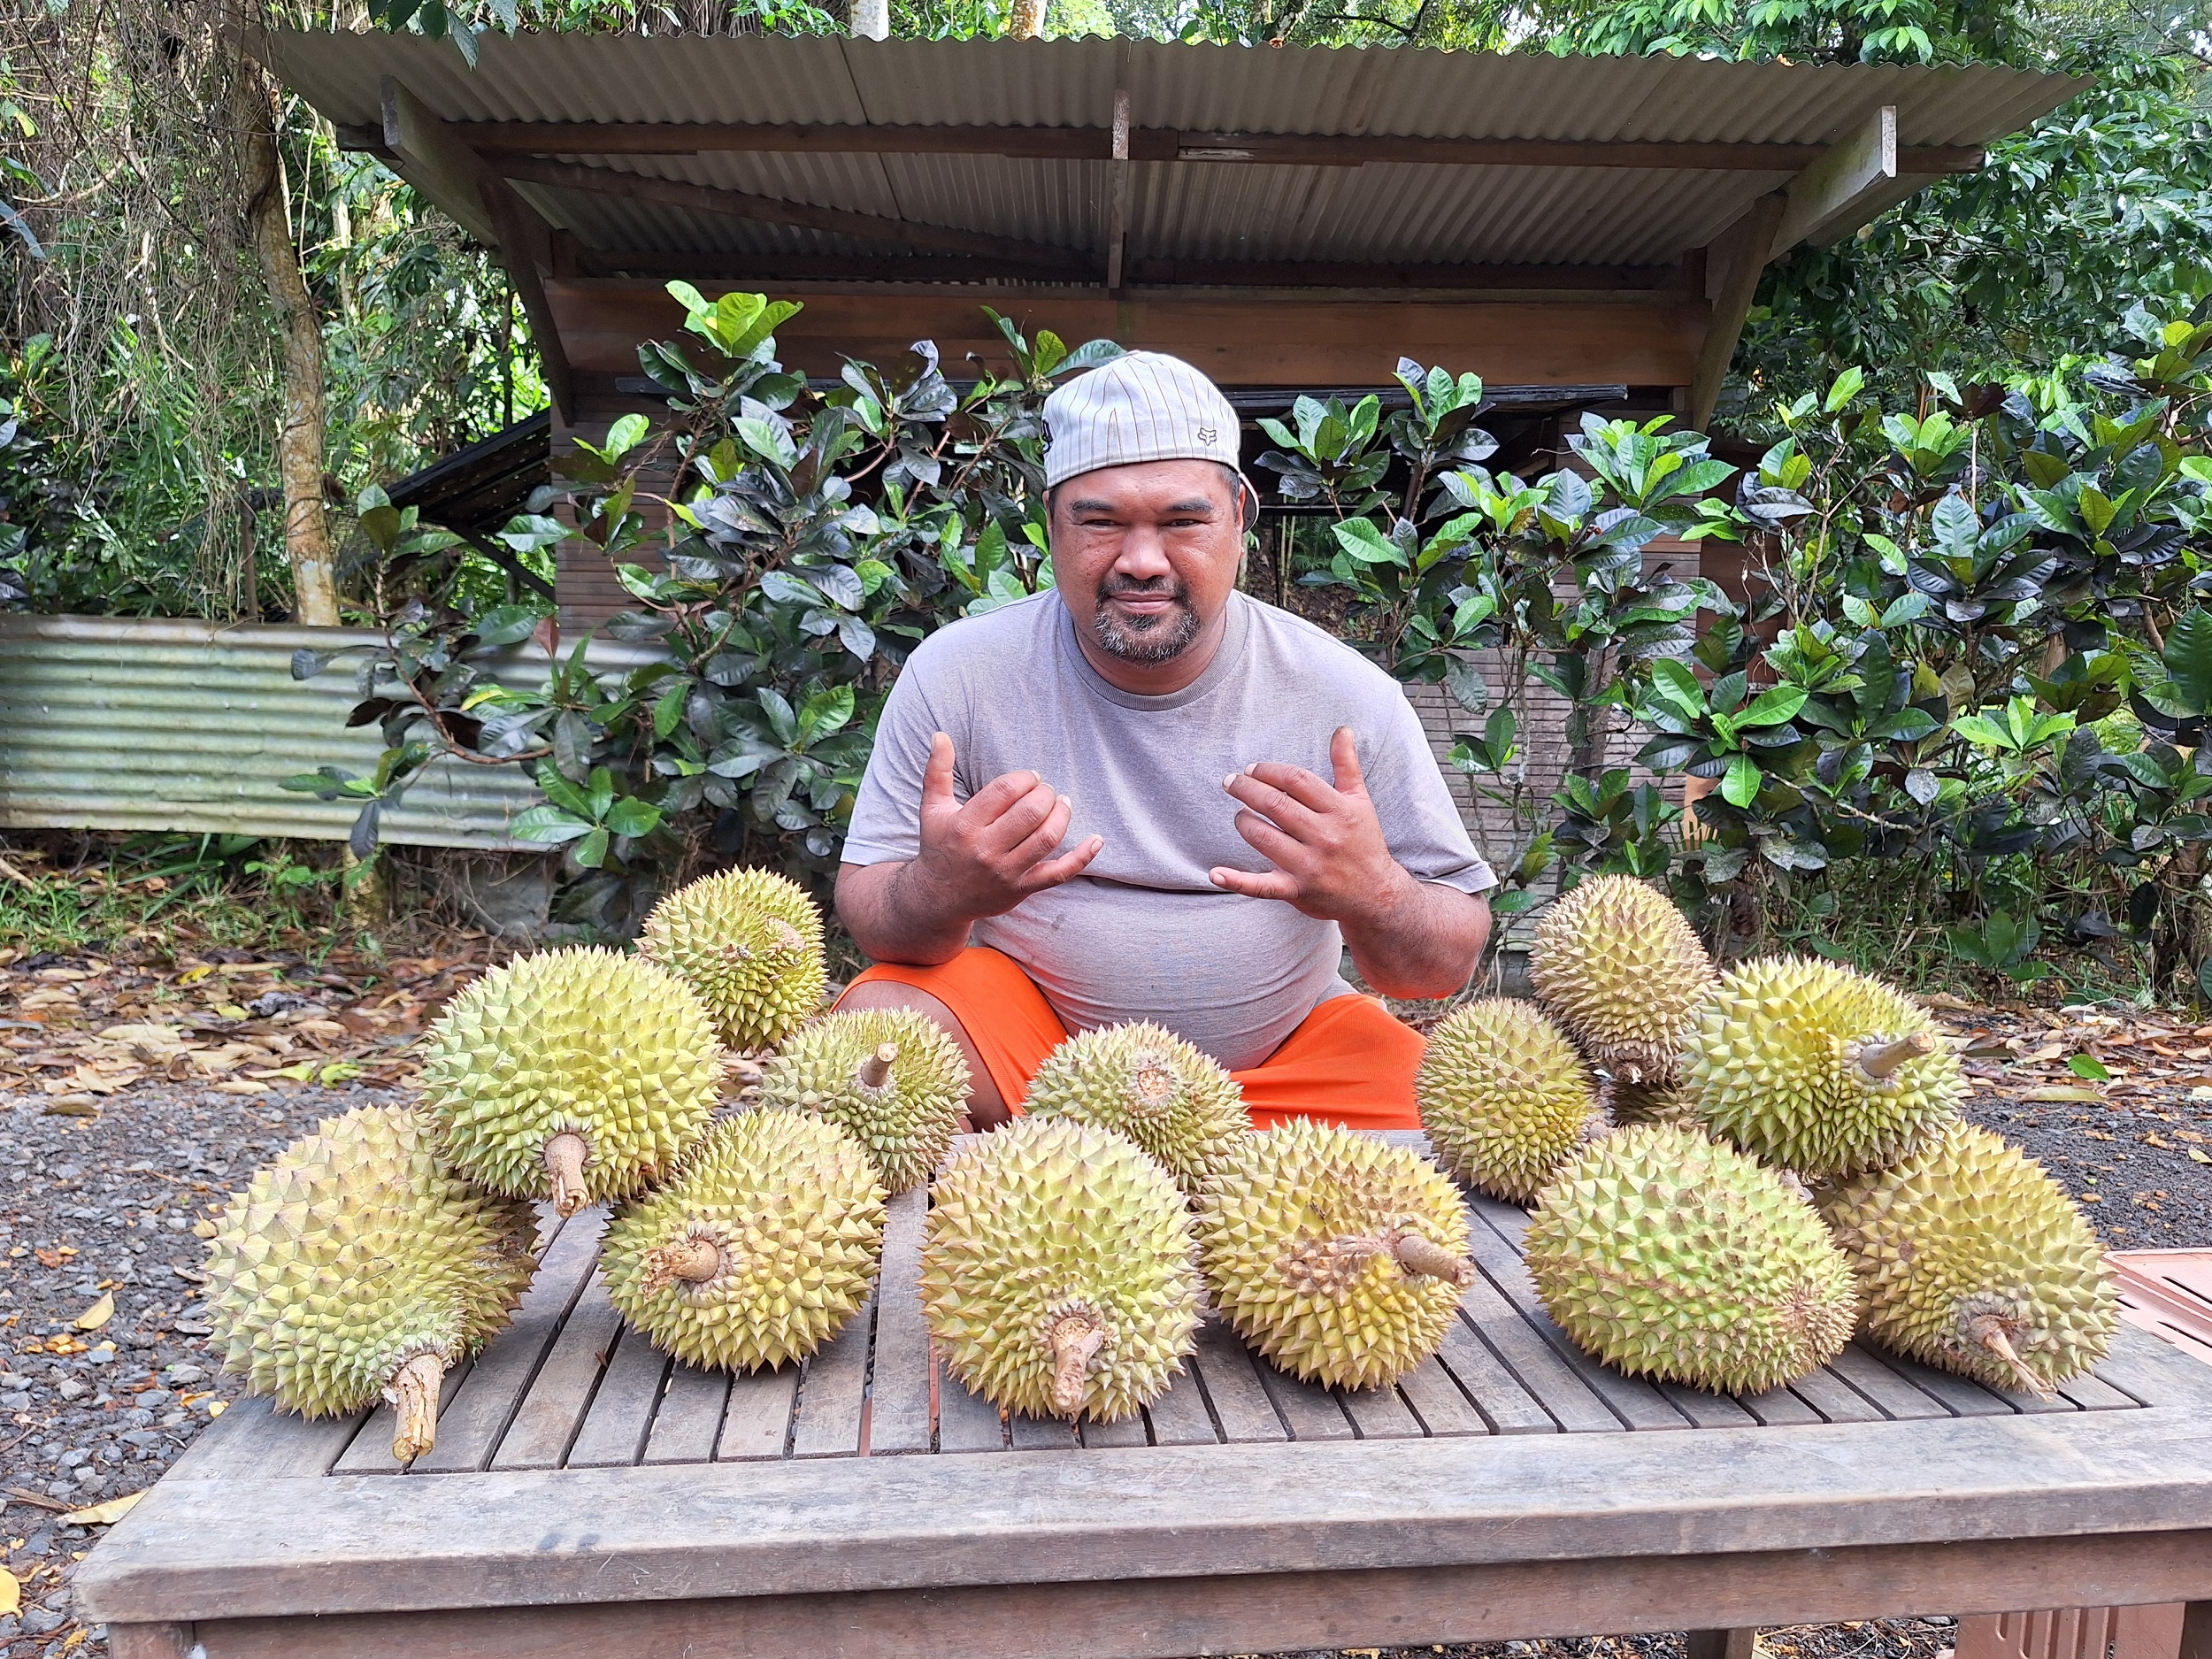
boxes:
[836,350,1494,1129]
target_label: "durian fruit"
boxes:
[757,1008,971,1194]
[1531,874,1714,1087]
[601,1111,887,1371]
[1821,1123,2116,1397]
[1194,1121,1475,1391]
[1417,1000,1606,1202]
[640,867,828,1051]
[1601,1076,1698,1128]
[419,947,722,1216]
[921,1118,1200,1422]
[1524,1122,1857,1395]
[1682,956,1962,1179]
[204,1104,537,1462]
[1023,1021,1251,1195]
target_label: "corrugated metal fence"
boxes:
[0,616,654,850]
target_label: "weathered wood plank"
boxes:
[1394,1354,1492,1438]
[867,1188,933,1455]
[1432,1314,1556,1434]
[488,1269,623,1472]
[1658,1384,1760,1430]
[1774,1367,1880,1425]
[1465,1205,1681,1430]
[1732,1383,1825,1427]
[718,1366,799,1462]
[1253,1359,1356,1441]
[1081,1409,1149,1448]
[1189,1319,1286,1443]
[2052,1371,2137,1412]
[1824,1343,1953,1420]
[934,1356,1007,1453]
[164,1394,361,1482]
[1141,1361,1221,1448]
[332,1358,475,1476]
[2084,1324,2208,1404]
[1451,1270,1616,1432]
[790,1286,875,1459]
[642,1363,729,1465]
[1339,1382,1425,1440]
[411,1209,606,1474]
[104,1623,195,1659]
[1866,1350,2016,1418]
[157,1527,2212,1659]
[1985,1380,2080,1416]
[1010,1413,1080,1451]
[565,1326,672,1470]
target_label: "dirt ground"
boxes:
[1,944,2205,1657]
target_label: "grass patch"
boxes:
[0,833,343,962]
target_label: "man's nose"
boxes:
[1112,527,1173,580]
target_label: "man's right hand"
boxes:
[900,731,1103,924]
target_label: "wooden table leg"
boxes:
[2177,1602,2210,1659]
[107,1624,196,1659]
[1687,1630,1760,1659]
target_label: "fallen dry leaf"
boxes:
[0,1565,17,1617]
[41,1095,99,1118]
[60,1490,145,1526]
[212,1079,270,1094]
[2019,1085,2105,1102]
[73,1290,114,1331]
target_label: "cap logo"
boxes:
[1197,426,1217,444]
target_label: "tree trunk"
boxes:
[1010,0,1048,35]
[234,58,339,626]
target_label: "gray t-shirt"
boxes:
[843,588,1494,1070]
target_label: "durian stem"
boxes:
[1970,1315,2056,1402]
[1047,1310,1108,1418]
[544,1132,590,1217]
[1854,1031,1936,1080]
[388,1352,444,1463]
[1392,1233,1476,1288]
[767,919,805,956]
[856,1042,898,1092]
[723,1052,765,1090]
[642,1233,724,1293]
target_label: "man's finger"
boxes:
[1225,769,1323,836]
[920,732,959,814]
[960,766,1043,827]
[1231,808,1304,868]
[1001,795,1074,872]
[1209,864,1300,902]
[1022,834,1105,891]
[975,778,1061,856]
[1329,726,1368,796]
[1240,759,1340,815]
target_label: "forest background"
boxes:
[5,0,2212,1002]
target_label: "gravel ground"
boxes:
[1233,1622,1958,1659]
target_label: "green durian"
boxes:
[758,1007,971,1194]
[1532,874,1715,1087]
[1417,999,1606,1202]
[921,1118,1200,1422]
[640,868,828,1051]
[1525,1122,1857,1396]
[1194,1121,1475,1392]
[1022,1020,1250,1195]
[1821,1122,2116,1396]
[204,1104,537,1462]
[419,947,722,1215]
[1683,956,1962,1178]
[1602,1076,1698,1127]
[602,1111,887,1371]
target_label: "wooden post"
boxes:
[2178,1601,2211,1659]
[1687,192,1786,431]
[1686,1629,1760,1659]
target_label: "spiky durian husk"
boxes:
[1417,999,1605,1202]
[419,947,722,1213]
[1601,1076,1699,1128]
[602,1111,887,1371]
[921,1119,1200,1422]
[757,1008,970,1194]
[1820,1123,2116,1394]
[204,1105,537,1456]
[1681,956,1962,1179]
[1023,1021,1251,1196]
[639,868,828,1051]
[1525,1122,1857,1395]
[1194,1121,1475,1391]
[1531,875,1714,1087]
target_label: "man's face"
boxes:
[1049,460,1245,668]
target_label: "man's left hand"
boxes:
[1210,726,1409,923]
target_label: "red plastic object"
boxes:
[2111,1248,2212,1370]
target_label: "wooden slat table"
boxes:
[78,1138,2212,1659]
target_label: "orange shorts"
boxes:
[840,946,1424,1131]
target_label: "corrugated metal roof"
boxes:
[0,617,655,850]
[257,30,2085,275]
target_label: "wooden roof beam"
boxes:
[338,119,1982,174]
[380,78,575,425]
[494,156,1094,277]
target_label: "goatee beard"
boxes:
[1093,580,1200,664]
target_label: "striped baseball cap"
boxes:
[1042,350,1242,488]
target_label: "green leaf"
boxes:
[603,796,664,839]
[1740,684,1808,727]
[1331,518,1407,566]
[797,683,857,747]
[575,826,611,869]
[603,412,650,460]
[1951,713,2015,751]
[1648,658,1706,719]
[1720,752,1761,807]
[2069,1054,2111,1082]
[2162,609,2212,714]
[510,804,594,844]
[1824,366,1866,413]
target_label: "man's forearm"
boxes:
[1340,873,1490,999]
[834,860,976,966]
